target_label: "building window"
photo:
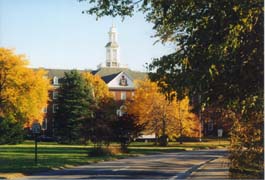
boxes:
[132,92,135,97]
[111,33,116,42]
[53,91,58,99]
[42,118,47,130]
[116,109,122,117]
[121,92,126,100]
[53,76,59,85]
[117,105,126,117]
[53,104,58,113]
[107,49,111,60]
[113,49,117,58]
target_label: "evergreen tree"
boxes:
[0,114,24,144]
[55,70,94,143]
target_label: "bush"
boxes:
[0,116,24,144]
[88,147,111,157]
[88,146,122,157]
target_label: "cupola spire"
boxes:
[105,24,120,68]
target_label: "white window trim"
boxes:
[121,91,126,100]
[53,104,58,113]
[53,91,58,100]
[53,76,59,85]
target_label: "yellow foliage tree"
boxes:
[82,72,113,103]
[126,79,199,145]
[0,48,50,126]
[168,96,200,142]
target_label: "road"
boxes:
[22,149,227,179]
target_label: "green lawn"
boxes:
[0,141,119,175]
[0,138,230,177]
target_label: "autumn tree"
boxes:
[126,79,199,146]
[0,48,49,144]
[54,70,94,144]
[82,72,112,104]
[81,0,263,176]
[168,96,200,144]
[81,72,116,147]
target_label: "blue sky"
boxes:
[0,0,174,71]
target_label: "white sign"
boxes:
[218,129,223,137]
[32,123,41,134]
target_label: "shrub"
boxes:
[0,116,24,144]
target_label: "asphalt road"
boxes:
[22,149,227,179]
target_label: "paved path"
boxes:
[19,149,228,179]
[188,155,230,179]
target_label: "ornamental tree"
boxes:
[126,79,199,146]
[0,48,49,143]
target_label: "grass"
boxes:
[0,138,230,177]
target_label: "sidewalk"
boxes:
[188,156,230,179]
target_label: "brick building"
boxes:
[40,25,146,136]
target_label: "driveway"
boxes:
[21,149,228,179]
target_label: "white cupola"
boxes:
[105,24,120,68]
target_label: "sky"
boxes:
[0,0,174,71]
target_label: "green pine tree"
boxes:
[55,70,94,144]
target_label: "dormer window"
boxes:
[53,76,59,85]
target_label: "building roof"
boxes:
[100,72,120,84]
[35,67,146,84]
[91,67,146,81]
[41,68,90,78]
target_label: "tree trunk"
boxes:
[159,118,168,146]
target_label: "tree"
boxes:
[168,96,200,144]
[0,48,49,144]
[112,114,144,152]
[82,72,113,104]
[0,115,24,144]
[126,79,199,146]
[83,98,117,148]
[82,72,116,147]
[55,70,94,143]
[81,1,263,175]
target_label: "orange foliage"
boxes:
[82,72,113,103]
[126,79,200,139]
[0,48,50,126]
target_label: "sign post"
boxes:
[32,122,41,165]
